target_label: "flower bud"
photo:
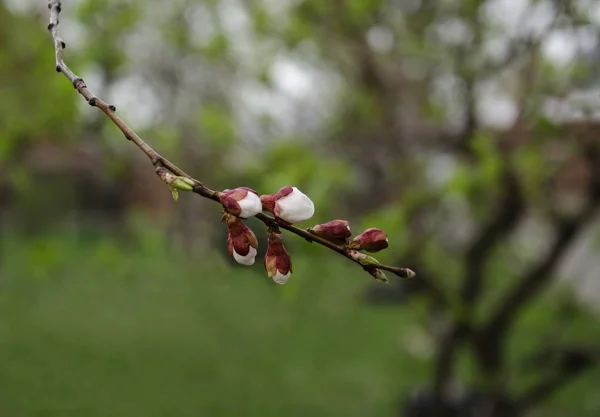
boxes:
[307,219,352,244]
[369,268,389,283]
[264,229,292,284]
[260,186,315,224]
[349,250,380,267]
[157,167,195,191]
[389,267,416,279]
[220,187,263,218]
[224,214,258,266]
[348,228,388,252]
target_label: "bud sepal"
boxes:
[224,213,259,266]
[369,268,389,283]
[349,250,381,267]
[157,167,195,200]
[264,228,293,284]
[220,187,263,219]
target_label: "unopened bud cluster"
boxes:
[153,175,412,284]
[217,185,314,284]
[307,220,412,282]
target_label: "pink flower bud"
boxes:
[225,214,258,266]
[348,228,389,252]
[264,229,292,284]
[260,186,315,224]
[220,187,263,218]
[308,219,352,244]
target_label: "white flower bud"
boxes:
[225,213,259,267]
[220,187,262,218]
[233,246,257,266]
[261,186,315,224]
[272,270,291,284]
[237,191,263,218]
[277,187,315,223]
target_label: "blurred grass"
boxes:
[0,228,430,417]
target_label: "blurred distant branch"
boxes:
[460,168,524,315]
[454,77,477,155]
[480,5,561,81]
[517,345,600,410]
[46,0,414,281]
[481,211,592,342]
[476,141,600,373]
[430,4,583,402]
[430,166,524,409]
[484,145,600,341]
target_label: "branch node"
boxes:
[108,104,117,112]
[88,97,97,107]
[55,65,61,73]
[72,77,84,89]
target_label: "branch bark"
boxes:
[46,0,414,280]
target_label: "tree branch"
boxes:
[483,214,590,341]
[430,150,523,411]
[516,346,600,410]
[431,325,461,413]
[460,168,524,312]
[46,0,414,280]
[482,149,600,344]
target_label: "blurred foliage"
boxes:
[0,5,78,160]
[0,229,432,417]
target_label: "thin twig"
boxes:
[46,0,415,280]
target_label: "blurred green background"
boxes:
[2,0,600,416]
